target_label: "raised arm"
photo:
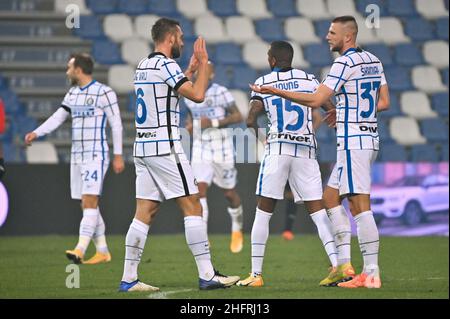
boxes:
[177,37,209,103]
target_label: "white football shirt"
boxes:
[251,67,319,159]
[323,47,387,151]
[133,52,188,157]
[183,83,235,163]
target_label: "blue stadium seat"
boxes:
[314,20,331,39]
[356,0,387,15]
[255,18,286,42]
[304,44,333,67]
[384,66,412,91]
[178,16,196,40]
[436,17,449,40]
[363,44,393,66]
[317,142,337,163]
[3,142,25,163]
[207,0,237,17]
[14,114,37,137]
[233,65,258,90]
[377,119,394,143]
[394,43,423,66]
[147,0,179,16]
[86,0,118,14]
[386,0,418,16]
[0,89,21,115]
[118,0,147,15]
[378,143,408,161]
[215,43,243,65]
[420,118,449,142]
[410,144,439,162]
[92,40,123,65]
[267,0,296,17]
[441,144,449,161]
[404,17,435,41]
[179,39,194,66]
[385,93,403,116]
[214,64,233,87]
[431,93,449,116]
[442,68,449,86]
[72,15,104,39]
[0,74,7,90]
[127,92,136,112]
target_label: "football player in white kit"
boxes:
[251,16,390,289]
[25,53,125,265]
[119,18,240,292]
[237,41,340,287]
[183,61,245,253]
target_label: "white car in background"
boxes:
[371,174,449,225]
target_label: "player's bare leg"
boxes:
[323,186,355,283]
[66,194,99,264]
[237,196,276,287]
[119,199,160,292]
[223,188,244,253]
[339,194,381,288]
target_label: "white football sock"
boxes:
[93,210,109,254]
[354,210,379,273]
[327,205,352,265]
[228,205,243,232]
[121,218,149,283]
[310,209,338,268]
[76,208,99,254]
[184,216,215,281]
[251,208,272,275]
[199,197,209,231]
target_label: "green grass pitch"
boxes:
[0,234,448,299]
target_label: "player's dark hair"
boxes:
[269,41,294,67]
[332,15,358,33]
[70,53,94,75]
[152,18,180,43]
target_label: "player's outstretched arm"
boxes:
[376,84,390,112]
[24,107,69,146]
[177,37,209,103]
[250,83,334,109]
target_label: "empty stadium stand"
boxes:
[0,0,448,163]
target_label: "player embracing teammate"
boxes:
[250,16,390,289]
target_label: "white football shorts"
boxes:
[135,152,198,202]
[327,149,378,196]
[191,161,237,189]
[256,154,323,203]
[71,161,109,200]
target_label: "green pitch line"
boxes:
[0,235,448,299]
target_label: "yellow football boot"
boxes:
[65,248,84,264]
[236,273,264,287]
[230,231,243,253]
[83,252,112,265]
